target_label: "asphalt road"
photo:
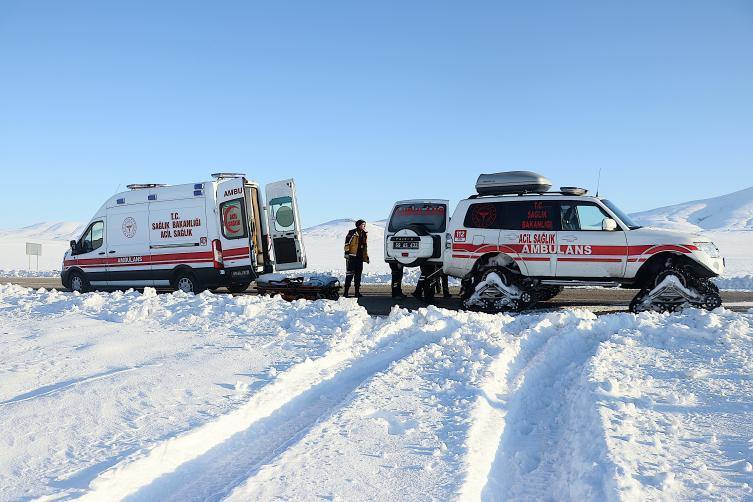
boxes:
[3,277,752,316]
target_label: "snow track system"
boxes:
[460,267,537,313]
[629,265,722,314]
[460,263,722,315]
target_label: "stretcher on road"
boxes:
[255,274,340,301]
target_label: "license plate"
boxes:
[393,242,419,250]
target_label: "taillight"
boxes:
[212,239,224,268]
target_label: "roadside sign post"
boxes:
[26,242,42,270]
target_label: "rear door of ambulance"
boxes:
[216,177,255,282]
[265,179,307,271]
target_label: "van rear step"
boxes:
[256,275,340,301]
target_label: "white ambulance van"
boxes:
[61,174,307,294]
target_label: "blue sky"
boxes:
[1,1,751,229]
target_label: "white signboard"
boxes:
[26,242,42,270]
[26,243,42,256]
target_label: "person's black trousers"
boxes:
[345,256,364,294]
[389,262,404,297]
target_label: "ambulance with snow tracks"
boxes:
[440,171,724,313]
[62,174,306,294]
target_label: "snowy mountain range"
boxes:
[630,186,753,233]
[0,221,86,241]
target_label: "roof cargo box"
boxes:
[475,171,552,195]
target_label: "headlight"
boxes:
[694,242,720,258]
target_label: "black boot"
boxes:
[344,275,352,298]
[354,286,362,298]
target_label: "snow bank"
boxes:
[713,274,753,291]
[1,284,751,501]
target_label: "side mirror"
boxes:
[70,240,78,254]
[602,218,617,231]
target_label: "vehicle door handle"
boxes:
[503,233,517,240]
[561,235,577,242]
[99,252,106,255]
[109,250,116,253]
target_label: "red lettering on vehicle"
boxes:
[223,188,243,198]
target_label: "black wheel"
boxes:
[704,294,722,310]
[69,271,88,294]
[535,286,563,302]
[227,282,250,293]
[174,272,203,294]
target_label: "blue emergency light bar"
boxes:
[117,198,125,204]
[148,194,157,201]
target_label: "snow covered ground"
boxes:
[0,284,751,501]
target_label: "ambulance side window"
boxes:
[79,221,104,254]
[560,203,613,231]
[220,199,248,239]
[501,201,559,231]
[463,202,506,229]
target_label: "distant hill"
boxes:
[0,222,86,241]
[630,186,753,233]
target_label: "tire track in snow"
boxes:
[479,313,627,501]
[65,308,457,502]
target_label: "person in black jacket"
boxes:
[343,220,369,297]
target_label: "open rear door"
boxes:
[217,176,255,282]
[265,179,307,271]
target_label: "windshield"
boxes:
[601,199,641,229]
[388,203,447,233]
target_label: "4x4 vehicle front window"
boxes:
[601,199,641,229]
[560,203,613,231]
[501,201,559,231]
[389,203,447,232]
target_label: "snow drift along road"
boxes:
[1,284,751,501]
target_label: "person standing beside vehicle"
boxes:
[344,219,369,297]
[389,262,406,299]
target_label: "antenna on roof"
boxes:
[595,168,602,197]
[114,183,121,194]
